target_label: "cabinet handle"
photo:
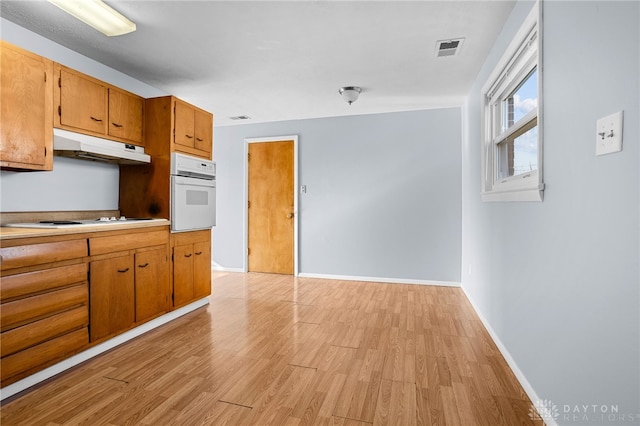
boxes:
[184,253,192,258]
[138,263,149,268]
[112,122,123,128]
[185,134,194,139]
[196,137,203,142]
[90,116,103,122]
[195,251,203,255]
[117,268,130,273]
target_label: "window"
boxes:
[481,3,543,202]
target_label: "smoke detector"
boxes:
[435,38,465,57]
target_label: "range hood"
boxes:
[53,128,150,164]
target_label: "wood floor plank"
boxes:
[1,272,541,426]
[373,379,416,426]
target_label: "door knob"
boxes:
[287,213,294,219]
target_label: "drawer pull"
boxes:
[195,251,203,256]
[90,116,103,122]
[184,253,192,258]
[185,134,193,139]
[117,268,130,273]
[196,137,203,142]
[111,122,123,128]
[137,263,149,268]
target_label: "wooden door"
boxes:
[248,141,294,274]
[173,244,194,307]
[135,247,170,322]
[174,99,195,148]
[59,68,107,134]
[0,41,53,171]
[90,254,135,341]
[108,88,144,144]
[193,241,212,298]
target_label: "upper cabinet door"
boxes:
[174,99,195,149]
[59,67,108,134]
[0,41,53,171]
[108,88,144,144]
[194,109,213,155]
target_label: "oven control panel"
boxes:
[171,153,216,179]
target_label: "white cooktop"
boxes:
[5,217,167,229]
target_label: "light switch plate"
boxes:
[596,111,623,156]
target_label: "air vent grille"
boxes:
[436,38,465,57]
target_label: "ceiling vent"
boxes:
[436,38,465,57]
[230,115,251,120]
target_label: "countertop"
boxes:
[0,219,171,241]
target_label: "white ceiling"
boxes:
[0,1,515,126]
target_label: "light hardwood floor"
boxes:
[1,272,544,425]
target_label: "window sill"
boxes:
[481,184,544,202]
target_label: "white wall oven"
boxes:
[170,153,216,232]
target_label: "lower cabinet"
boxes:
[89,254,135,341]
[89,229,170,342]
[0,226,177,386]
[135,247,171,323]
[0,239,89,385]
[172,229,211,307]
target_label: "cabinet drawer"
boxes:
[1,284,88,331]
[90,230,168,256]
[1,327,88,382]
[0,239,87,271]
[1,306,88,357]
[171,229,211,247]
[0,263,87,302]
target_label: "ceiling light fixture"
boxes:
[48,0,136,36]
[339,86,362,105]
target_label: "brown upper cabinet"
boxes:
[0,41,54,171]
[145,96,213,160]
[108,87,144,143]
[54,64,144,145]
[174,99,213,155]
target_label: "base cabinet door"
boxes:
[193,241,211,299]
[173,244,194,307]
[135,247,170,322]
[90,254,135,341]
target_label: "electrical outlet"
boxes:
[596,111,623,156]
[300,185,307,193]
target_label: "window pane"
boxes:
[497,124,538,179]
[502,68,538,132]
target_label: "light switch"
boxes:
[596,111,623,156]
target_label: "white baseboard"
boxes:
[0,298,209,402]
[211,261,244,273]
[297,272,460,287]
[461,287,557,426]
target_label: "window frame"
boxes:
[481,2,544,202]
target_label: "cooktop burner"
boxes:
[39,220,83,225]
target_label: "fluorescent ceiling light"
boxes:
[48,0,136,36]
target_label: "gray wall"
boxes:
[0,19,166,213]
[214,108,462,282]
[462,1,639,422]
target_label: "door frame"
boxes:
[243,135,299,276]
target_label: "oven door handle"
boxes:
[172,175,216,188]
